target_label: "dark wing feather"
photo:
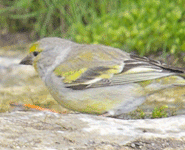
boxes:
[54,46,185,90]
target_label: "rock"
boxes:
[0,111,184,149]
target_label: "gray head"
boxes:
[20,37,75,79]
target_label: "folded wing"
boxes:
[53,48,185,90]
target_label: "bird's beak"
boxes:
[19,54,33,65]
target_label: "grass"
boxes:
[0,0,185,55]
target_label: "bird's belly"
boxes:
[45,74,145,116]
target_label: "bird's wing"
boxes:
[53,46,184,90]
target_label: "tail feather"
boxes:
[130,54,185,74]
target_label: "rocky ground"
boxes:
[0,34,185,149]
[0,111,185,150]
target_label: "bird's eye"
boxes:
[33,51,39,56]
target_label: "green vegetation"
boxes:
[152,105,168,118]
[0,0,185,55]
[127,105,172,119]
[129,108,146,119]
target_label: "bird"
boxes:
[20,37,185,117]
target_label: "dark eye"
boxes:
[33,51,39,56]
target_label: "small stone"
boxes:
[131,143,135,148]
[151,143,155,146]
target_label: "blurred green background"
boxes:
[0,0,185,56]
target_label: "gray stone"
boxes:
[0,111,184,149]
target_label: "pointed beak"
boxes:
[19,54,33,65]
